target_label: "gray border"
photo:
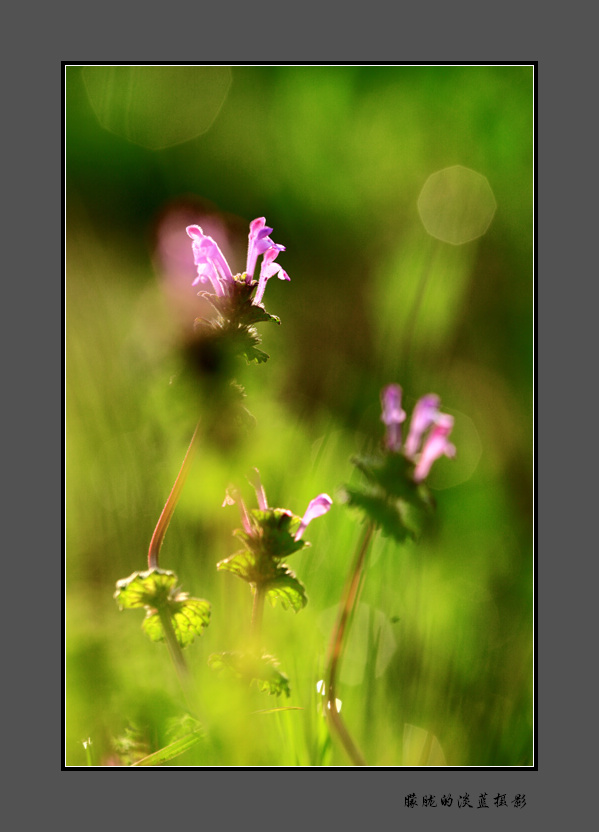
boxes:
[60,56,548,827]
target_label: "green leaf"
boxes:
[208,651,291,697]
[221,508,307,585]
[220,508,311,608]
[228,325,270,365]
[351,453,422,501]
[265,568,308,612]
[253,673,291,698]
[195,281,280,360]
[114,569,178,610]
[244,345,270,364]
[343,489,412,542]
[237,303,281,327]
[248,508,307,559]
[225,280,281,327]
[190,313,271,366]
[217,549,263,583]
[344,452,435,542]
[142,598,211,647]
[115,569,210,647]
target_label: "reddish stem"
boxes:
[148,421,201,570]
[325,521,376,766]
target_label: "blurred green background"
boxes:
[66,65,533,767]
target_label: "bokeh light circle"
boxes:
[417,165,497,245]
[82,66,232,150]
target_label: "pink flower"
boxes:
[412,413,456,483]
[381,385,456,482]
[295,494,334,541]
[186,225,233,296]
[254,246,289,304]
[186,217,289,303]
[404,394,441,458]
[224,469,332,542]
[380,384,407,451]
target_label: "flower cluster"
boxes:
[343,384,456,542]
[218,469,332,611]
[186,217,289,304]
[183,217,290,368]
[227,468,333,542]
[380,384,455,483]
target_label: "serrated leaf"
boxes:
[114,569,178,610]
[208,651,291,697]
[115,569,210,648]
[191,278,281,369]
[352,453,421,501]
[196,292,229,316]
[345,452,434,542]
[343,489,414,543]
[197,283,254,320]
[216,549,258,582]
[350,454,383,484]
[244,345,270,364]
[249,508,307,559]
[238,304,281,327]
[265,569,308,612]
[191,311,270,366]
[142,598,211,647]
[253,674,291,698]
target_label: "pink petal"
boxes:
[405,394,441,458]
[413,414,455,482]
[380,384,406,451]
[295,494,333,540]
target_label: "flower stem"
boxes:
[158,607,189,684]
[251,584,266,651]
[325,521,376,766]
[148,421,201,570]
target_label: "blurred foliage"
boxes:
[66,65,533,767]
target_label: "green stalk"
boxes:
[251,583,266,651]
[158,607,189,684]
[325,521,376,766]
